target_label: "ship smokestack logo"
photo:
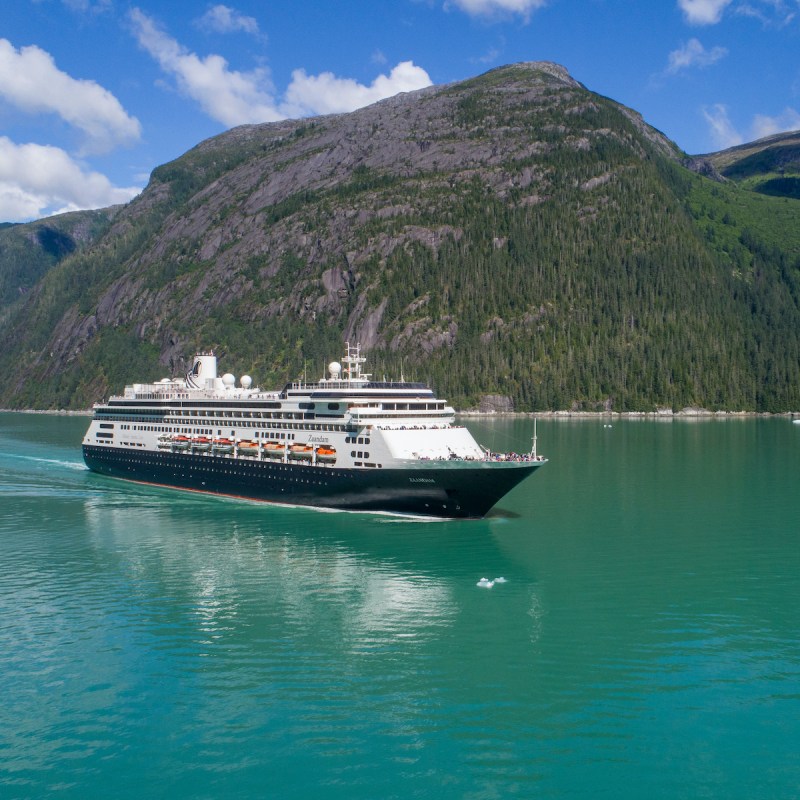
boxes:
[187,359,203,388]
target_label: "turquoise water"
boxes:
[1,412,799,798]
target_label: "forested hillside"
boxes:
[1,63,799,411]
[0,209,116,320]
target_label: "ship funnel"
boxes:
[187,352,218,389]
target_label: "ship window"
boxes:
[328,403,339,411]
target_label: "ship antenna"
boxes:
[531,418,538,459]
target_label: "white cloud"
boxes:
[60,0,112,13]
[702,104,743,148]
[446,0,547,19]
[736,1,797,26]
[0,39,141,155]
[281,62,433,117]
[129,8,283,126]
[701,104,800,151]
[196,5,261,36]
[130,8,432,125]
[666,38,727,73]
[750,107,800,139]
[0,137,141,222]
[678,0,733,24]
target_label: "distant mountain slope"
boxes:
[701,130,800,199]
[0,209,118,315]
[1,62,799,411]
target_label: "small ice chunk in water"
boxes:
[476,577,494,588]
[494,577,507,583]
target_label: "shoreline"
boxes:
[2,408,798,419]
[0,409,93,416]
[458,409,800,418]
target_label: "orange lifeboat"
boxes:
[315,446,336,464]
[237,440,259,457]
[288,443,313,461]
[263,441,284,459]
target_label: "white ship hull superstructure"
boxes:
[82,345,546,518]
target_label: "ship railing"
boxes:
[348,406,383,415]
[412,452,546,463]
[376,423,461,430]
[484,452,548,463]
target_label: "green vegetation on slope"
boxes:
[1,64,799,411]
[0,210,114,314]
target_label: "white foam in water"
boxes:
[477,576,508,588]
[6,453,86,471]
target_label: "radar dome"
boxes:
[222,373,236,388]
[240,375,252,389]
[329,361,341,378]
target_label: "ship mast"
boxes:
[342,342,370,383]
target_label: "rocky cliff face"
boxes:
[5,66,615,369]
[3,62,798,411]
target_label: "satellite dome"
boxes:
[329,361,341,378]
[222,373,236,387]
[241,375,252,389]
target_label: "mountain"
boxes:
[701,130,800,199]
[0,209,117,319]
[1,62,799,412]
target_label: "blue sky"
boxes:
[1,0,799,222]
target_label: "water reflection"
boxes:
[81,490,466,663]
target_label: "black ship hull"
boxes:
[82,445,543,519]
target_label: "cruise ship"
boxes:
[82,344,546,518]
